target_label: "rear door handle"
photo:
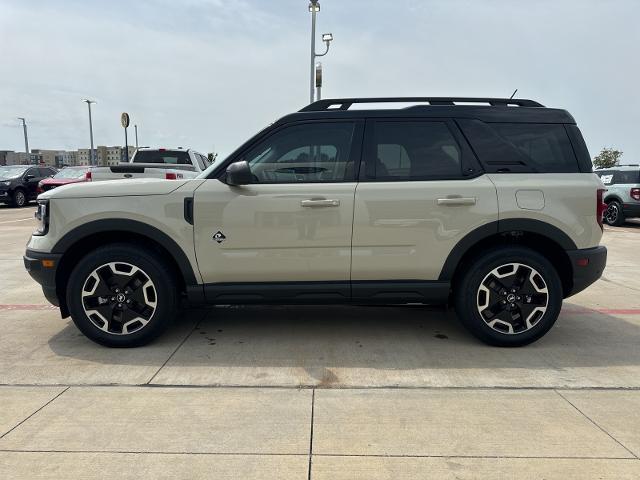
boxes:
[300,199,341,208]
[437,196,477,206]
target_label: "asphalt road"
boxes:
[1,203,639,479]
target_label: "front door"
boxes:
[193,120,363,299]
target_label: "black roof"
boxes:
[276,97,576,125]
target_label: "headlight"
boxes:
[34,200,49,236]
[1,181,10,186]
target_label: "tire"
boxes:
[454,246,563,347]
[11,188,27,208]
[604,200,625,226]
[66,243,178,347]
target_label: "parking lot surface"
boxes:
[1,204,640,478]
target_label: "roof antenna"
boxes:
[509,89,518,100]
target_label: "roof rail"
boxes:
[299,97,544,112]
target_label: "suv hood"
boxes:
[38,177,192,199]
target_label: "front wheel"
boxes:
[66,244,178,347]
[11,189,27,208]
[454,246,563,347]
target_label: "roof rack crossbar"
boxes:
[299,97,544,112]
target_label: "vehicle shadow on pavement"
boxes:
[44,303,640,388]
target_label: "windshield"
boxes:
[54,167,89,179]
[0,166,29,179]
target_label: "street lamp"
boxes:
[17,117,30,165]
[308,1,333,103]
[82,99,96,166]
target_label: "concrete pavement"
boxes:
[1,204,640,478]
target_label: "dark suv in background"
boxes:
[0,165,57,207]
[595,165,640,226]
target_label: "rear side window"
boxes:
[613,170,640,184]
[133,150,191,165]
[458,119,580,173]
[366,121,462,180]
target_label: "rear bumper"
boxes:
[622,203,640,218]
[566,246,607,297]
[23,249,63,308]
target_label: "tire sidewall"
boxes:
[605,201,624,226]
[66,244,177,347]
[13,189,26,207]
[455,246,563,347]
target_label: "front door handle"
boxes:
[300,199,341,208]
[436,196,477,206]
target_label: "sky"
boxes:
[1,0,639,163]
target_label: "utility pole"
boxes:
[308,1,333,103]
[17,117,30,164]
[82,99,96,165]
[309,1,318,103]
[134,124,139,149]
[315,62,323,101]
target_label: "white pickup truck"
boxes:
[90,148,212,181]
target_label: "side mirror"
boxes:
[24,174,35,180]
[225,161,253,186]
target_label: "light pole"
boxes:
[134,124,139,149]
[17,117,30,165]
[82,99,96,166]
[308,1,333,103]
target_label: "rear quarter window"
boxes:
[458,119,580,173]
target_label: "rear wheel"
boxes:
[604,200,625,226]
[454,246,563,347]
[66,244,177,347]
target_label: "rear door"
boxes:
[193,120,363,293]
[351,118,498,288]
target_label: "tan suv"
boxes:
[24,97,607,348]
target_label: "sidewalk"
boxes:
[1,386,639,479]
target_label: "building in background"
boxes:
[1,146,134,167]
[0,150,12,166]
[5,152,29,165]
[60,150,76,166]
[76,148,91,166]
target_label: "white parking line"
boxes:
[0,218,34,224]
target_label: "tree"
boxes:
[593,148,623,169]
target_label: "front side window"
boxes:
[367,121,462,180]
[243,122,356,183]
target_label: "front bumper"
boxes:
[566,246,607,297]
[0,190,10,202]
[23,249,63,308]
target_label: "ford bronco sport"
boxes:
[594,165,640,226]
[24,97,607,348]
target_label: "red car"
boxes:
[38,166,92,194]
